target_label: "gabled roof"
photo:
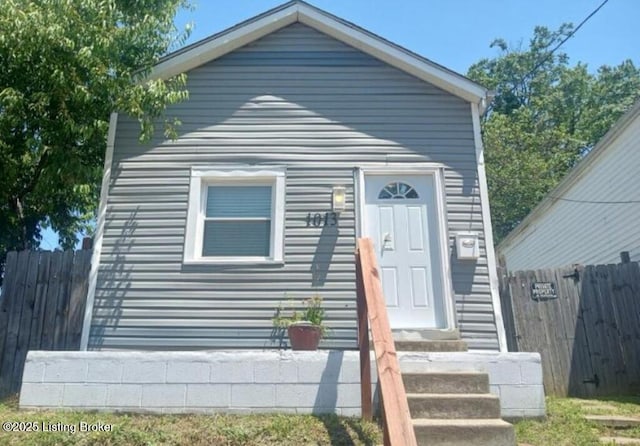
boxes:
[498,99,640,251]
[153,0,489,107]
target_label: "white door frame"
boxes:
[354,164,457,331]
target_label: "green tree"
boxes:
[468,25,640,243]
[0,0,190,262]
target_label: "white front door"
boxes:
[364,174,445,328]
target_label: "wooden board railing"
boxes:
[356,238,418,446]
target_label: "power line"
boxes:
[502,1,615,208]
[500,0,610,101]
[525,0,610,78]
[549,196,640,205]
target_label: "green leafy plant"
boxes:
[272,295,327,337]
[467,24,640,243]
[0,0,192,274]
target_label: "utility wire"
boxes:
[498,0,610,101]
[522,0,610,80]
[549,196,640,205]
[508,1,613,207]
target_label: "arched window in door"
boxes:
[378,182,419,199]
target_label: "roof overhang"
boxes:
[151,1,489,109]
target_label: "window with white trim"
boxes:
[184,167,285,264]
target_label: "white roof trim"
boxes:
[151,5,298,80]
[498,99,640,252]
[296,4,486,104]
[151,1,487,106]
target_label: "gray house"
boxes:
[498,100,640,271]
[21,2,545,426]
[75,1,508,353]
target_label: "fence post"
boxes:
[82,237,93,250]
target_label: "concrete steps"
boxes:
[403,372,489,394]
[394,339,468,352]
[412,418,516,446]
[586,415,640,428]
[599,436,640,444]
[394,336,515,445]
[585,415,640,444]
[408,393,502,419]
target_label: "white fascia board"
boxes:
[80,113,118,350]
[498,100,640,252]
[297,5,486,104]
[151,6,299,80]
[471,103,508,352]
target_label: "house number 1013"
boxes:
[306,212,338,227]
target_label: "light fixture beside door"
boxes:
[332,186,346,212]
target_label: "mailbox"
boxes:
[455,232,479,260]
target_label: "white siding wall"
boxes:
[90,23,500,351]
[500,115,640,271]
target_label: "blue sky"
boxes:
[174,0,639,74]
[40,0,639,250]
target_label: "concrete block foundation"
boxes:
[19,350,545,418]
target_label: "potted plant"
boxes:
[273,295,327,350]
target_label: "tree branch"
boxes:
[17,147,50,200]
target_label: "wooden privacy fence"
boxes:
[499,262,640,397]
[0,249,92,397]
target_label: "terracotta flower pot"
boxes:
[287,322,322,350]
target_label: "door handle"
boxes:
[382,233,394,251]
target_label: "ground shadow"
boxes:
[311,351,358,444]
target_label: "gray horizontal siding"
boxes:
[90,23,499,351]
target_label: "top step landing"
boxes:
[392,329,467,352]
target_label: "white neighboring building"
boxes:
[498,100,640,271]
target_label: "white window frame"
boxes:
[184,166,285,264]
